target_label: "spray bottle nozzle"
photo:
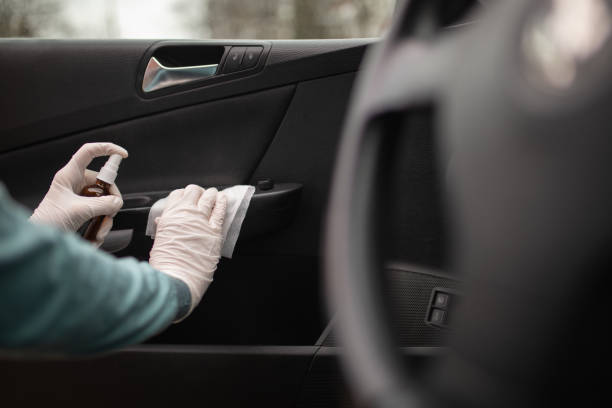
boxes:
[97,154,123,185]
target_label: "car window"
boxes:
[0,0,396,39]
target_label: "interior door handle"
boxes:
[106,183,302,256]
[142,57,218,93]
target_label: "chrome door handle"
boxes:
[142,57,218,92]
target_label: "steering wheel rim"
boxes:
[324,1,455,405]
[325,0,612,406]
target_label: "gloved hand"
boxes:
[149,185,227,319]
[30,143,128,246]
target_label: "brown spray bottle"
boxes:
[80,154,123,242]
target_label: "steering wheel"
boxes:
[325,0,612,406]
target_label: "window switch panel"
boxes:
[426,288,460,329]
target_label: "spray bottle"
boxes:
[80,154,123,242]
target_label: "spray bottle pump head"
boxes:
[97,154,123,185]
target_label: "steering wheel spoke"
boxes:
[363,37,455,118]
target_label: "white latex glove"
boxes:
[30,143,128,246]
[149,185,227,318]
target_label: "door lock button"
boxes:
[242,46,263,69]
[426,288,460,329]
[434,292,449,308]
[430,309,446,325]
[223,47,247,74]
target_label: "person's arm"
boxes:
[0,184,191,355]
[0,143,226,355]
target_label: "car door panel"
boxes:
[0,84,295,209]
[245,72,356,256]
[0,38,369,407]
[0,39,372,152]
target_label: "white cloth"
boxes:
[146,185,255,258]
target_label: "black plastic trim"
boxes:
[0,345,317,408]
[0,39,373,153]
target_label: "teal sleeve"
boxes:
[0,185,191,355]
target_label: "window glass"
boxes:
[0,0,396,39]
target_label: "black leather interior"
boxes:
[0,85,295,209]
[0,38,445,407]
[0,39,372,151]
